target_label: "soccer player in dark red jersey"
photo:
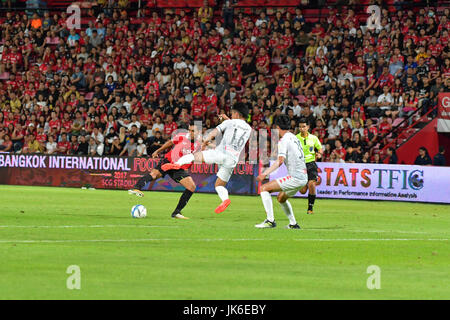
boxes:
[128,123,201,219]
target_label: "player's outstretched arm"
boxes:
[202,128,219,149]
[152,140,174,158]
[218,113,230,121]
[257,156,285,182]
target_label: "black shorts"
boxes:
[154,157,190,183]
[306,161,318,182]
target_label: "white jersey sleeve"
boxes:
[216,119,232,134]
[278,136,288,158]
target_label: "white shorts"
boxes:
[202,149,238,183]
[277,175,307,197]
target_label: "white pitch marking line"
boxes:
[0,238,447,244]
[0,225,436,234]
[0,225,179,229]
[305,229,432,234]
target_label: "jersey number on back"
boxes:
[230,128,247,149]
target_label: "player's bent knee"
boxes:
[185,184,196,193]
[151,170,162,179]
[187,181,196,192]
[215,177,227,187]
[277,193,287,203]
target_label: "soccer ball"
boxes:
[131,204,147,218]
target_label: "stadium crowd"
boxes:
[0,0,449,164]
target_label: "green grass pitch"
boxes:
[0,185,449,300]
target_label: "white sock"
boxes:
[260,191,274,222]
[175,153,194,166]
[280,200,297,225]
[215,186,229,202]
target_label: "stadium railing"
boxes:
[378,105,439,162]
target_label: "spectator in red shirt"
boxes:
[164,114,178,139]
[364,118,378,148]
[57,133,71,154]
[377,66,395,89]
[340,119,353,138]
[378,116,392,136]
[191,94,206,121]
[205,86,218,119]
[48,112,61,132]
[333,139,347,162]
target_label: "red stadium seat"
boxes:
[84,92,94,101]
[296,95,306,104]
[234,0,264,7]
[184,0,215,8]
[265,0,299,6]
[156,0,187,7]
[392,118,405,128]
[130,18,145,25]
[0,72,10,80]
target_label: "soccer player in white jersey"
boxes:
[255,115,308,229]
[162,103,252,214]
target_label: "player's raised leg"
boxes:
[161,151,203,171]
[214,176,231,214]
[208,151,234,213]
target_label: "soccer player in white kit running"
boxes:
[162,103,252,214]
[255,115,308,229]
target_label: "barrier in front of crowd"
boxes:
[0,153,258,194]
[269,161,450,204]
[1,153,449,203]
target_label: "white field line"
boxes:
[306,228,432,234]
[0,225,178,229]
[0,238,447,244]
[0,225,439,235]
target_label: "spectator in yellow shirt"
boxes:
[21,133,42,154]
[415,46,430,61]
[118,0,128,8]
[63,85,81,102]
[198,0,213,32]
[305,38,318,59]
[9,92,21,113]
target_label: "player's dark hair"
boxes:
[178,123,189,130]
[274,115,291,130]
[232,102,249,119]
[419,146,428,154]
[299,118,308,125]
